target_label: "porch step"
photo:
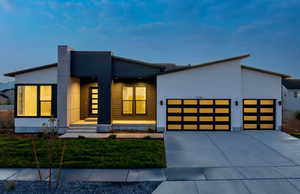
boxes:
[69,124,97,128]
[84,117,97,122]
[66,129,97,133]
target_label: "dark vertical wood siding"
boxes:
[111,80,156,121]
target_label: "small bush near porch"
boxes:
[0,135,166,168]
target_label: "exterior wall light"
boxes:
[278,101,282,106]
[160,100,163,106]
[235,101,239,106]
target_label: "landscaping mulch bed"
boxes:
[0,181,161,194]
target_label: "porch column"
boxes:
[97,57,113,132]
[57,45,73,133]
[98,81,111,124]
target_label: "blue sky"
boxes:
[0,0,299,81]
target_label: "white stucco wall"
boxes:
[14,66,58,132]
[157,60,243,131]
[156,61,283,131]
[242,68,282,130]
[15,66,57,84]
[283,88,300,111]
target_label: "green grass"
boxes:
[0,135,166,168]
[289,132,300,139]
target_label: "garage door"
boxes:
[166,99,231,131]
[243,99,276,130]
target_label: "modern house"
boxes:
[4,45,290,133]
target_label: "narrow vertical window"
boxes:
[122,87,133,114]
[40,85,52,116]
[17,85,38,116]
[135,87,146,114]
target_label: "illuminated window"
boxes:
[168,99,182,105]
[215,125,229,130]
[215,116,229,122]
[215,100,229,105]
[244,124,257,129]
[184,100,197,105]
[17,85,55,117]
[215,108,229,113]
[183,124,197,130]
[90,87,98,115]
[199,100,213,105]
[260,108,273,113]
[260,124,273,129]
[244,108,257,113]
[40,86,52,116]
[183,108,197,113]
[168,108,182,113]
[183,116,197,121]
[199,125,213,130]
[260,116,273,121]
[168,124,181,130]
[244,100,257,105]
[168,116,182,121]
[122,87,133,114]
[17,85,37,116]
[135,87,146,114]
[260,100,274,105]
[244,116,257,121]
[199,108,213,113]
[199,116,213,121]
[122,86,147,115]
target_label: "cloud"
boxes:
[0,0,12,10]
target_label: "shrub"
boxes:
[147,128,155,133]
[143,136,151,139]
[78,135,86,139]
[296,112,300,120]
[4,180,16,191]
[108,134,117,139]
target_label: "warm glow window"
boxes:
[40,86,52,116]
[135,87,146,114]
[16,85,55,117]
[17,85,37,116]
[122,86,146,115]
[122,87,134,114]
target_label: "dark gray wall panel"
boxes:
[113,58,161,78]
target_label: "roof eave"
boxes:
[159,54,250,75]
[241,65,291,78]
[4,63,57,77]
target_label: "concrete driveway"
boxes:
[165,131,300,168]
[153,131,300,194]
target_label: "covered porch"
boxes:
[68,77,157,132]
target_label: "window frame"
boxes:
[121,86,147,115]
[135,86,147,115]
[15,84,57,118]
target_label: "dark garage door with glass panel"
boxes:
[166,99,231,131]
[243,99,276,130]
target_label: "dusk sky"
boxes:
[0,0,299,82]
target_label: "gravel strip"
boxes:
[0,181,161,194]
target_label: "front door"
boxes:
[89,87,99,116]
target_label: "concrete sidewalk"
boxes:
[0,168,166,182]
[2,166,300,182]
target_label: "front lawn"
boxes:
[0,135,166,168]
[289,132,300,139]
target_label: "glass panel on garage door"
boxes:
[166,99,231,131]
[243,99,276,130]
